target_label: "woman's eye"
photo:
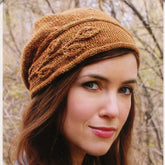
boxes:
[119,86,133,95]
[82,81,99,90]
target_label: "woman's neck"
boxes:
[69,144,86,165]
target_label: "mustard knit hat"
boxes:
[21,8,139,97]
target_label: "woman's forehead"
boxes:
[80,53,137,74]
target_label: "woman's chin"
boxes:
[86,148,110,157]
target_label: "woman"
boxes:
[11,8,140,165]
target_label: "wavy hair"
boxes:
[10,48,139,165]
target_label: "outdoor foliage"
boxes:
[3,0,163,165]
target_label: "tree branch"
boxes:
[74,0,80,8]
[132,29,163,80]
[159,0,163,9]
[98,0,104,11]
[109,0,117,19]
[5,7,21,56]
[123,0,163,59]
[150,119,162,152]
[45,0,55,13]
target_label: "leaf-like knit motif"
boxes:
[47,39,62,55]
[63,43,85,57]
[29,26,100,82]
[74,26,100,42]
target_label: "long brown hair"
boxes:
[10,48,139,165]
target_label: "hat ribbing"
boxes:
[21,8,139,97]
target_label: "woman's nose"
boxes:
[99,92,119,118]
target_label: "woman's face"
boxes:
[62,53,137,158]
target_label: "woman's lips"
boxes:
[89,126,116,138]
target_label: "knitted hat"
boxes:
[21,8,139,97]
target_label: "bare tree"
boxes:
[3,0,163,165]
[75,0,80,7]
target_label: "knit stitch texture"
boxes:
[21,8,139,97]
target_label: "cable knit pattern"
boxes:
[21,8,139,97]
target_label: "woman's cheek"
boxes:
[66,88,99,121]
[119,98,132,126]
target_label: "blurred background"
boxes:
[3,0,163,165]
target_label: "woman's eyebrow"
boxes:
[81,74,137,84]
[81,74,109,82]
[121,80,137,84]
